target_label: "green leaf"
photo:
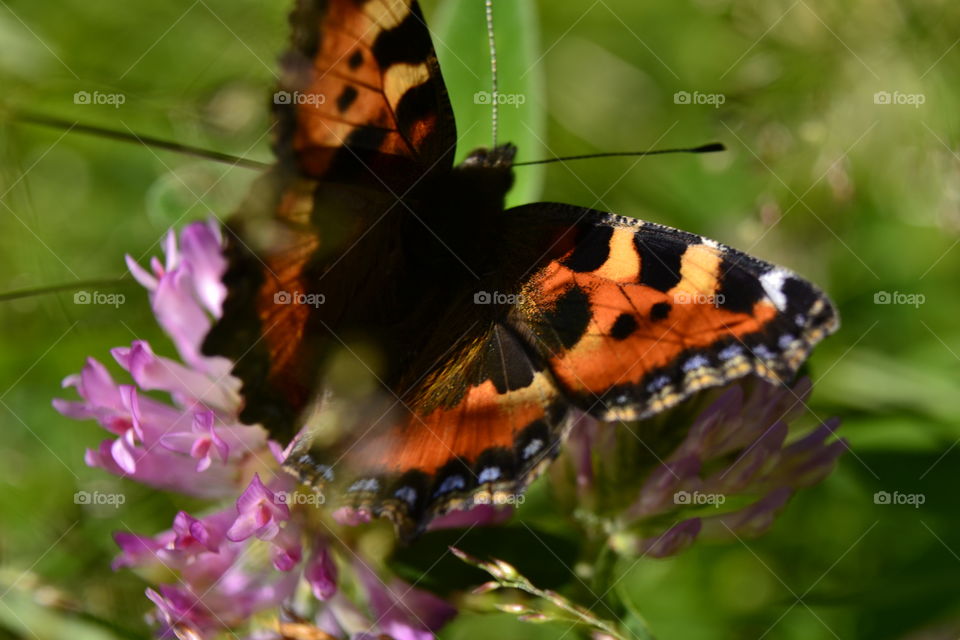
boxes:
[430,0,546,206]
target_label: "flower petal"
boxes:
[306,545,338,601]
[227,474,289,542]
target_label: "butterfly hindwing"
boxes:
[287,322,573,537]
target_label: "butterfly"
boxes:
[202,0,839,538]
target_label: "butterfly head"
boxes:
[441,143,516,207]
[461,143,517,170]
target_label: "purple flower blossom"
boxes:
[157,410,230,472]
[112,530,174,571]
[125,223,229,375]
[146,585,219,634]
[112,340,239,413]
[270,525,303,572]
[610,518,703,559]
[427,504,516,531]
[56,221,459,639]
[226,473,289,542]
[566,379,846,558]
[306,545,338,601]
[355,562,458,640]
[171,509,233,553]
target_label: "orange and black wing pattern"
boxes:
[275,0,457,191]
[206,0,457,439]
[504,203,838,422]
[288,322,573,538]
[285,203,837,536]
[204,0,839,537]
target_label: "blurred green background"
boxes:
[1,0,959,638]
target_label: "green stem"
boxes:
[0,277,128,302]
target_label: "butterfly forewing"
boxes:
[503,203,838,422]
[276,0,457,191]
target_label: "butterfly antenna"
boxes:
[9,111,271,170]
[514,142,726,166]
[485,0,499,148]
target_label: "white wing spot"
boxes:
[701,236,720,249]
[760,270,789,311]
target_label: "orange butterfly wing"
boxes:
[284,204,837,536]
[207,0,458,439]
[276,0,456,190]
[288,322,573,537]
[505,203,838,422]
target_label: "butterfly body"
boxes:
[400,145,516,275]
[203,0,839,536]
